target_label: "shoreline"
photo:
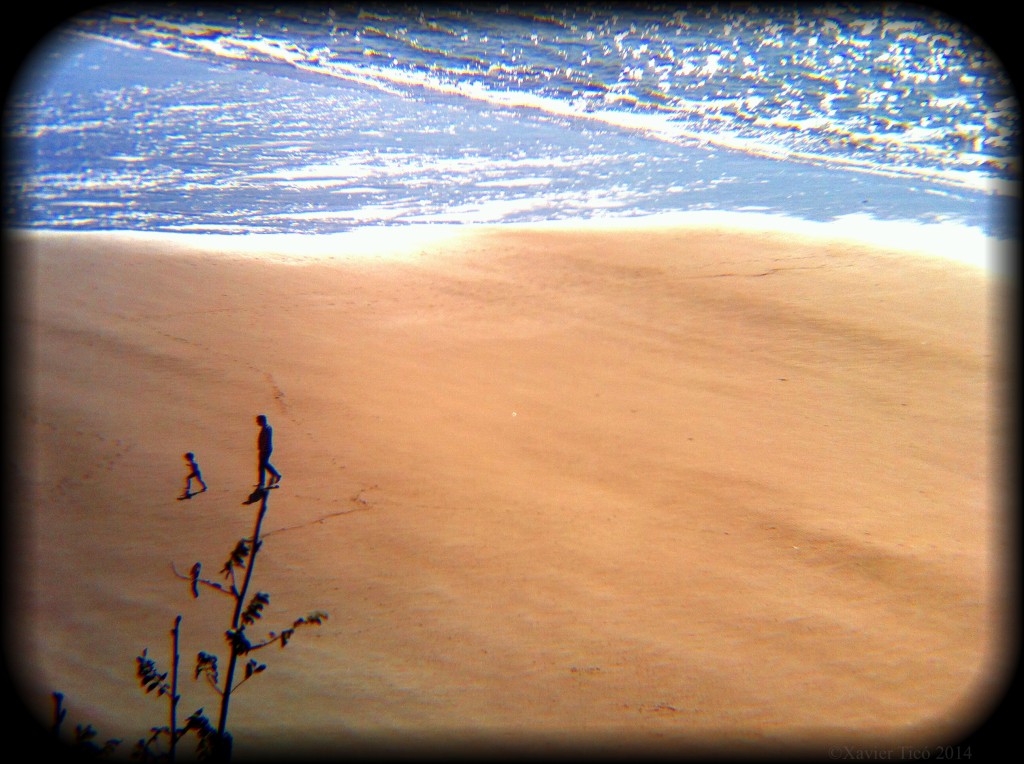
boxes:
[12,220,1006,756]
[6,207,1011,273]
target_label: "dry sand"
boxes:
[9,223,1009,759]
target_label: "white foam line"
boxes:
[14,210,1011,274]
[492,211,1010,274]
[277,53,1015,197]
[13,226,475,264]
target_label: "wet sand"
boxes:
[10,224,1008,759]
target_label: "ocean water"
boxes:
[3,4,1019,245]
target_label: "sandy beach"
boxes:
[10,223,1008,759]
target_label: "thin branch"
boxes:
[170,562,233,597]
[52,692,66,737]
[247,612,329,652]
[169,616,181,763]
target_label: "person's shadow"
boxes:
[242,485,278,505]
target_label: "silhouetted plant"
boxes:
[52,466,326,762]
[132,615,191,761]
[170,487,328,761]
[50,692,121,757]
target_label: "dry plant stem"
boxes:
[170,615,181,763]
[216,490,271,747]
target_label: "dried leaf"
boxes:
[190,562,201,599]
[241,592,270,626]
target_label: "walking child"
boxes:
[182,452,208,497]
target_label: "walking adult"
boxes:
[256,414,282,488]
